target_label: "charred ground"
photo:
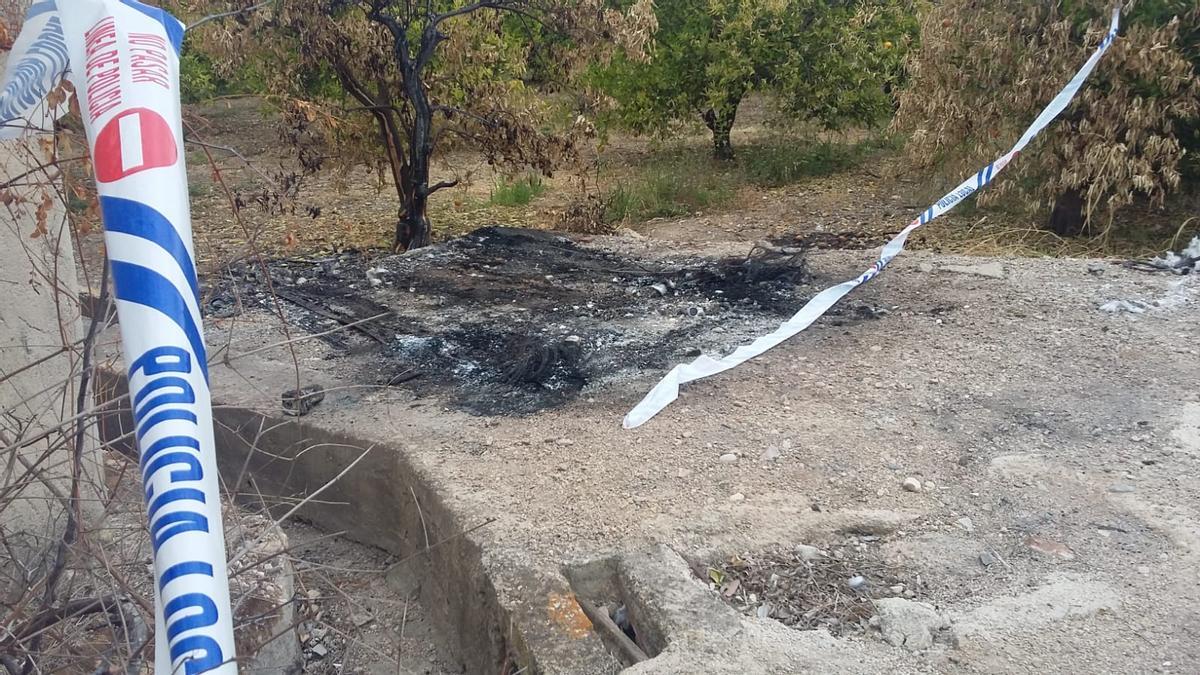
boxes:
[206,227,882,414]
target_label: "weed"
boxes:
[490,175,546,207]
[740,134,898,187]
[188,182,212,198]
[603,155,736,223]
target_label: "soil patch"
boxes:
[208,227,881,414]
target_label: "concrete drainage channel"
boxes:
[94,370,723,674]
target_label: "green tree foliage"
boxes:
[592,0,918,159]
[895,0,1200,236]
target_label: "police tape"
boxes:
[0,0,68,137]
[623,8,1122,429]
[54,1,236,673]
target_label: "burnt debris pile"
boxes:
[206,227,876,414]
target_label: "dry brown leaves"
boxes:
[894,1,1200,235]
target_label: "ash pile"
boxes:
[208,227,875,414]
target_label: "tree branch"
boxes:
[3,595,120,648]
[187,0,273,32]
[365,0,415,72]
[431,1,500,27]
[421,179,459,197]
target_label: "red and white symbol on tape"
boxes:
[93,108,178,183]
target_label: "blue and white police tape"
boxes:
[0,0,68,137]
[56,1,236,672]
[623,8,1122,429]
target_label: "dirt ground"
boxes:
[200,233,1199,673]
[79,98,1200,672]
[279,521,453,675]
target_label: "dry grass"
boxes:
[710,541,920,636]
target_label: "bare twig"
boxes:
[228,446,375,567]
[216,311,394,365]
[409,485,431,551]
[25,265,110,672]
[183,119,304,392]
[381,516,496,576]
[186,0,273,31]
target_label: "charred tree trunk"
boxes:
[702,98,739,161]
[370,8,457,252]
[330,61,421,250]
[396,59,434,251]
[1047,187,1086,237]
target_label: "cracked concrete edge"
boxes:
[94,367,920,675]
[94,368,620,674]
[617,544,743,652]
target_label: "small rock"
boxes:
[761,446,782,462]
[719,453,739,464]
[729,492,746,502]
[918,262,935,273]
[875,598,949,651]
[309,643,328,658]
[1099,299,1149,314]
[1108,483,1136,493]
[942,262,1005,279]
[795,544,823,561]
[282,385,325,417]
[902,477,922,493]
[676,468,693,478]
[889,584,905,595]
[956,517,975,533]
[385,565,422,597]
[351,612,373,627]
[848,575,867,590]
[979,551,998,567]
[557,438,575,446]
[1087,263,1106,276]
[1024,535,1076,560]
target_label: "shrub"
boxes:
[894,0,1200,236]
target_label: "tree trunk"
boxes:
[397,183,432,251]
[703,95,740,161]
[1047,187,1086,237]
[393,29,444,251]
